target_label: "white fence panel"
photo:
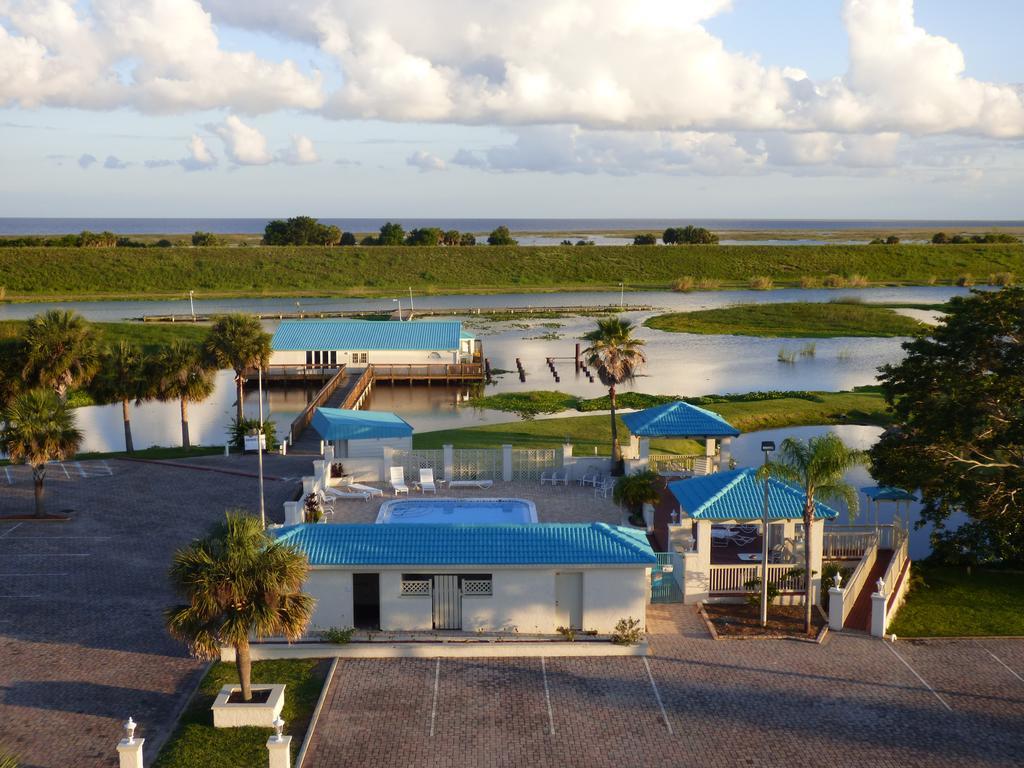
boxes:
[451,449,502,480]
[512,449,559,481]
[392,449,444,476]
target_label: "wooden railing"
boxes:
[372,363,484,380]
[288,365,347,443]
[262,363,340,381]
[339,367,375,410]
[709,564,806,594]
[837,532,879,624]
[881,529,910,610]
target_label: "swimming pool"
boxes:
[376,498,538,525]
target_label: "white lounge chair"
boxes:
[448,478,494,489]
[324,487,373,502]
[343,482,384,498]
[417,468,437,494]
[389,466,409,496]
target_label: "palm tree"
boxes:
[613,469,661,526]
[205,314,272,424]
[152,340,215,449]
[91,340,147,453]
[0,389,82,518]
[582,317,647,470]
[166,512,315,702]
[21,310,99,401]
[758,433,867,635]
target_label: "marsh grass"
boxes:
[799,342,817,358]
[749,276,774,290]
[956,273,975,287]
[672,276,695,292]
[777,348,797,364]
[823,274,848,288]
[988,271,1016,286]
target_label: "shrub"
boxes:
[989,272,1016,286]
[822,274,848,288]
[487,225,517,246]
[323,626,356,644]
[932,232,949,244]
[663,225,719,245]
[556,626,576,641]
[611,617,643,645]
[339,231,357,246]
[696,278,722,290]
[612,470,660,526]
[633,233,658,245]
[955,273,975,287]
[800,276,821,289]
[303,493,324,523]
[154,239,173,248]
[459,232,477,246]
[744,575,781,608]
[671,276,695,292]
[228,417,277,451]
[191,231,220,247]
[848,273,869,287]
[799,342,816,358]
[820,562,852,609]
[749,276,774,290]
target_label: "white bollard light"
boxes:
[117,717,145,768]
[266,718,292,768]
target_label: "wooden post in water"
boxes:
[575,343,581,372]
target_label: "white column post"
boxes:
[302,477,315,497]
[627,434,640,460]
[323,444,334,465]
[443,444,454,483]
[683,519,712,604]
[312,460,325,486]
[382,446,395,483]
[266,720,292,768]
[717,437,732,471]
[561,442,574,481]
[808,519,824,605]
[703,438,715,475]
[283,501,303,526]
[502,444,513,482]
[116,718,144,768]
[828,572,844,631]
[871,578,888,638]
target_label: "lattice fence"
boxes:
[400,580,431,596]
[451,449,502,480]
[392,449,444,476]
[511,449,559,481]
[462,579,493,596]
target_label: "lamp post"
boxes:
[760,440,775,627]
[257,361,266,529]
[188,290,195,320]
[393,298,402,321]
[618,282,624,310]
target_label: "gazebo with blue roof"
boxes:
[664,468,837,605]
[311,407,414,459]
[620,401,740,476]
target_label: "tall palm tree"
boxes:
[758,433,867,635]
[205,314,272,424]
[91,340,147,453]
[21,310,99,401]
[0,389,82,518]
[166,512,315,702]
[152,340,215,449]
[582,316,647,469]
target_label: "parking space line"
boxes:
[985,650,1024,683]
[3,467,11,485]
[884,642,952,711]
[60,463,70,479]
[643,657,673,734]
[76,462,86,477]
[429,659,440,737]
[1,553,91,557]
[541,657,555,736]
[0,523,22,538]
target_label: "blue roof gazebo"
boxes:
[669,468,839,521]
[861,486,917,527]
[311,408,413,441]
[620,401,739,475]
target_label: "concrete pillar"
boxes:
[807,519,824,605]
[502,444,513,482]
[319,440,325,455]
[383,447,395,474]
[642,502,655,533]
[283,501,303,526]
[683,520,712,603]
[312,460,325,484]
[117,739,144,768]
[443,444,454,482]
[638,438,650,460]
[302,477,315,497]
[703,438,715,475]
[717,437,732,471]
[828,586,845,631]
[323,444,334,465]
[266,735,292,768]
[561,442,574,481]
[871,582,887,638]
[627,434,640,460]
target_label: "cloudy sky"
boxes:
[2,0,1023,219]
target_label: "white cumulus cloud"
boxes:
[277,134,319,165]
[407,150,446,172]
[179,134,217,171]
[208,115,272,165]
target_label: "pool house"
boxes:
[275,522,657,634]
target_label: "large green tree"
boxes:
[166,512,315,702]
[760,434,865,635]
[377,221,406,246]
[91,340,148,453]
[487,225,517,246]
[1,389,82,518]
[21,310,100,400]
[262,216,341,246]
[582,317,647,469]
[871,287,1024,561]
[205,314,272,424]
[152,340,215,449]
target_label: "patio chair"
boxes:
[540,468,562,486]
[577,468,601,487]
[324,487,373,502]
[594,477,616,499]
[731,530,758,547]
[448,478,494,489]
[343,482,384,498]
[418,468,437,494]
[389,466,409,496]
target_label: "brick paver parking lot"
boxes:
[304,605,1024,768]
[0,454,307,767]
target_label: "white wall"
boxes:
[461,570,556,634]
[304,570,354,631]
[582,569,651,632]
[343,435,412,459]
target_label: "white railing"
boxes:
[709,564,806,594]
[837,533,879,624]
[823,530,878,559]
[880,530,910,610]
[649,453,708,475]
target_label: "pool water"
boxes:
[376,498,538,525]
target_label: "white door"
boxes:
[555,572,583,630]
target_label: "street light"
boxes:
[393,298,402,321]
[188,290,195,320]
[760,440,775,627]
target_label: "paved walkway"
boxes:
[303,604,1024,768]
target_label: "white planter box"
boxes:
[211,684,285,728]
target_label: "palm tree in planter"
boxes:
[91,340,147,453]
[21,310,99,401]
[0,389,82,518]
[758,433,866,635]
[583,317,647,473]
[205,314,273,425]
[613,470,661,527]
[152,340,215,449]
[166,512,315,702]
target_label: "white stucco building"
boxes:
[273,523,656,635]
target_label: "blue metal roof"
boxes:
[311,408,413,441]
[861,486,918,502]
[271,320,464,351]
[621,401,740,438]
[273,523,658,567]
[669,468,839,521]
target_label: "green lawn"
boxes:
[0,243,1021,300]
[644,302,928,338]
[888,565,1024,637]
[0,320,208,353]
[414,389,891,452]
[153,659,329,768]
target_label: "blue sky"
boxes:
[2,1,1022,219]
